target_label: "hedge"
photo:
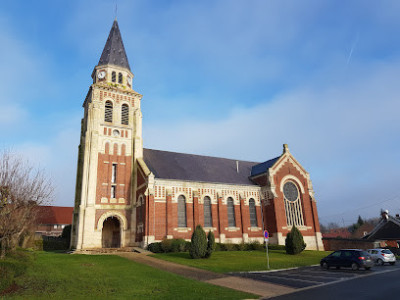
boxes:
[147,239,286,253]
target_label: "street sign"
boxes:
[264,229,270,269]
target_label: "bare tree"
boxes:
[0,150,54,258]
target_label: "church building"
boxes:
[70,20,324,251]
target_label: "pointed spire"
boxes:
[98,20,131,70]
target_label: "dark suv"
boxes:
[320,249,374,270]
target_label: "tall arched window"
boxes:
[249,198,258,227]
[283,181,304,227]
[105,101,113,122]
[227,197,236,227]
[204,196,212,227]
[112,71,116,82]
[178,195,187,227]
[121,144,126,156]
[121,104,129,125]
[118,72,123,83]
[113,143,118,155]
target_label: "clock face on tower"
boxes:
[97,70,106,79]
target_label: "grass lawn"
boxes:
[3,251,257,299]
[151,250,332,273]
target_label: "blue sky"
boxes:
[1,0,399,226]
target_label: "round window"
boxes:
[283,182,298,202]
[113,129,120,137]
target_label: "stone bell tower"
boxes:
[71,19,143,250]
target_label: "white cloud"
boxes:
[144,58,400,224]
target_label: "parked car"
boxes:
[367,249,396,266]
[320,249,374,270]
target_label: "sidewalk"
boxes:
[117,252,295,298]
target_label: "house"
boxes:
[35,206,73,237]
[363,211,400,249]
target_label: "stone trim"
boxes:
[96,210,128,231]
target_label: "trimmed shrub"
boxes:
[205,231,215,258]
[147,242,163,253]
[247,240,263,251]
[224,243,237,251]
[62,225,72,247]
[161,239,173,253]
[215,243,224,251]
[190,225,207,259]
[184,241,191,252]
[42,236,69,251]
[267,244,286,251]
[171,239,186,252]
[285,225,307,255]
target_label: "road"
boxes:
[265,266,400,300]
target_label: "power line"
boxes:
[319,193,400,220]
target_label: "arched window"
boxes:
[121,104,129,125]
[113,143,118,155]
[249,198,258,227]
[105,101,113,122]
[178,195,187,227]
[227,197,236,227]
[105,143,110,154]
[118,72,123,83]
[112,71,116,82]
[283,181,304,227]
[204,196,212,227]
[121,144,126,156]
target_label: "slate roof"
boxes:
[363,215,400,240]
[143,148,265,186]
[250,157,280,177]
[98,19,131,70]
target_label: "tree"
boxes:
[348,215,365,233]
[285,225,306,255]
[357,215,364,226]
[0,150,53,258]
[189,225,207,259]
[205,230,215,258]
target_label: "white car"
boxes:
[367,249,396,266]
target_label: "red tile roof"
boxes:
[35,206,73,225]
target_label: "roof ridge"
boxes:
[143,148,260,164]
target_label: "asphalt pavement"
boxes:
[231,263,399,289]
[264,266,400,300]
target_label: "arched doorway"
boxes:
[102,217,121,248]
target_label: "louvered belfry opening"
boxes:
[249,198,258,227]
[105,101,113,122]
[203,196,212,227]
[121,104,129,125]
[178,195,187,227]
[227,197,236,227]
[112,71,116,82]
[118,72,123,83]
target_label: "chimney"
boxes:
[381,209,389,221]
[236,161,239,173]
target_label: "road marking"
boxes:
[288,267,400,294]
[259,274,323,285]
